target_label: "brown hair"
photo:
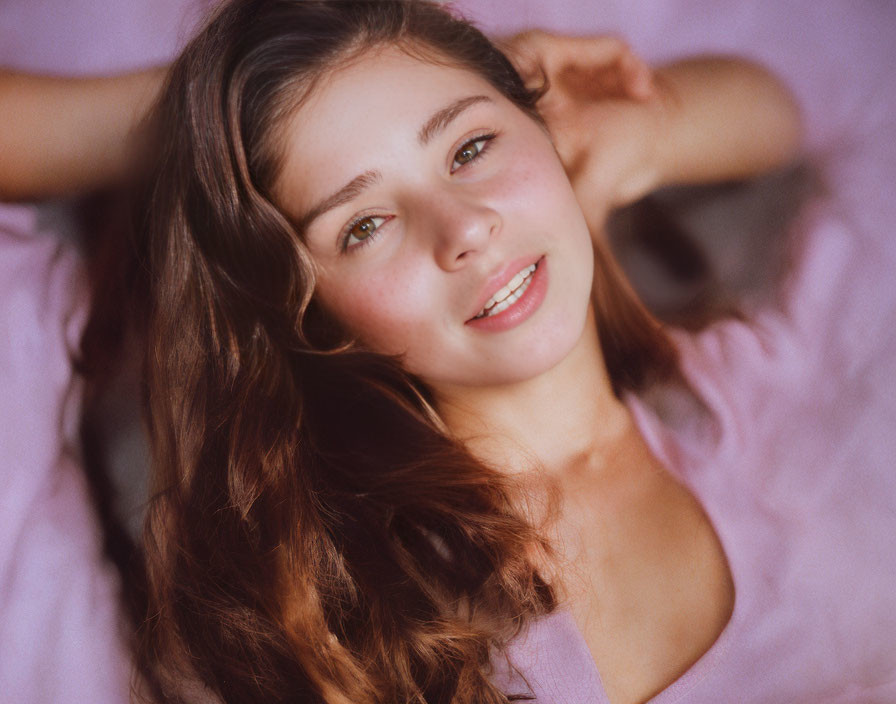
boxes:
[136,1,677,702]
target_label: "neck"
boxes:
[434,307,636,481]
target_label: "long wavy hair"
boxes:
[135,1,678,702]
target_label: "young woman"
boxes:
[128,2,893,702]
[2,0,892,703]
[125,1,896,703]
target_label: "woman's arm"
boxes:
[0,68,165,201]
[650,56,803,188]
[504,32,802,230]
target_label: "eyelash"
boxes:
[339,132,498,253]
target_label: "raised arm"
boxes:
[503,32,802,231]
[0,68,165,201]
[650,56,802,186]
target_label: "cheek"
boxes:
[315,265,431,354]
[496,135,580,222]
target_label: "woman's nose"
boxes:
[427,193,501,271]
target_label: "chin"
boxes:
[522,312,591,378]
[466,302,593,389]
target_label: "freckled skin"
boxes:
[276,47,595,394]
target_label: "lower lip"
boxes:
[465,256,548,332]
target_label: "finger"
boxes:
[497,31,547,89]
[557,42,654,101]
[503,31,629,87]
[510,31,628,66]
[508,31,656,105]
[514,32,629,79]
[618,50,655,101]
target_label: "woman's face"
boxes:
[275,46,595,394]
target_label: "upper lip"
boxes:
[465,255,543,321]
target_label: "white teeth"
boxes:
[476,262,537,319]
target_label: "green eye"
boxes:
[344,215,385,249]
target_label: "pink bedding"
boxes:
[1,1,893,701]
[0,2,203,701]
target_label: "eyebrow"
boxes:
[296,94,494,234]
[417,94,493,146]
[295,170,381,234]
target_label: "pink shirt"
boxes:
[2,1,893,702]
[461,0,896,700]
[492,198,896,701]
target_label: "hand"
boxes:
[501,31,668,233]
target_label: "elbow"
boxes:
[747,60,805,169]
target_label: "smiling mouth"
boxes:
[473,261,539,320]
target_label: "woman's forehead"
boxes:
[300,45,498,133]
[274,46,505,215]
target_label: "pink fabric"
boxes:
[2,1,893,702]
[455,0,896,701]
[0,205,131,701]
[0,0,205,74]
[0,2,204,702]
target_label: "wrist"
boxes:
[606,83,671,209]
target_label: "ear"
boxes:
[500,31,654,103]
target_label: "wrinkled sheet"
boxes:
[0,2,204,701]
[1,1,893,702]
